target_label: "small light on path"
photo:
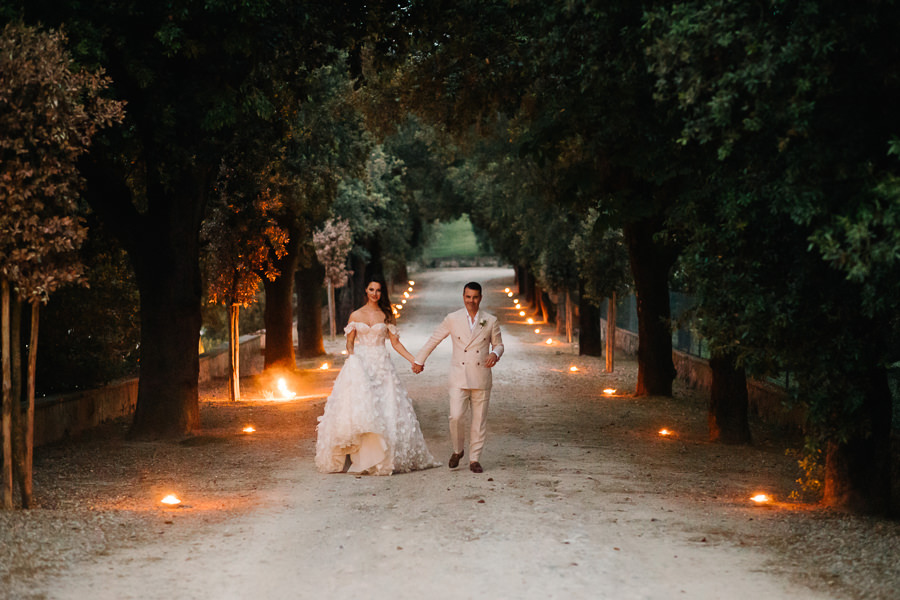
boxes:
[603,388,616,395]
[161,494,181,506]
[527,318,534,325]
[545,338,553,345]
[320,362,330,370]
[519,311,526,317]
[569,366,579,372]
[658,428,672,436]
[243,426,256,433]
[534,328,541,334]
[750,493,772,504]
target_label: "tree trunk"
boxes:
[707,350,751,445]
[623,217,677,397]
[130,244,203,437]
[579,282,603,357]
[263,235,302,370]
[823,366,893,515]
[296,259,326,359]
[81,159,205,439]
[22,301,37,508]
[538,289,552,324]
[229,304,240,402]
[1,279,12,509]
[523,269,535,306]
[606,293,616,373]
[10,297,25,503]
[565,289,574,344]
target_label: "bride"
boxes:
[315,277,440,475]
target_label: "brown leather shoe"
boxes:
[469,461,483,473]
[448,451,464,469]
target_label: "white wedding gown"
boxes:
[315,322,441,475]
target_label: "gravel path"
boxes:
[3,267,898,599]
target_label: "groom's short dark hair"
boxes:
[464,282,482,294]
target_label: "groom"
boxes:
[413,282,504,473]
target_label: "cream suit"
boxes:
[415,308,504,462]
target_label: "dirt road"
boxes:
[26,268,855,599]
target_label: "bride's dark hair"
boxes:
[366,276,395,324]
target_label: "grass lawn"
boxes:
[421,215,484,260]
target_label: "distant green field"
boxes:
[422,215,483,260]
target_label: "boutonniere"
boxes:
[478,319,487,328]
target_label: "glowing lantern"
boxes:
[750,493,771,504]
[320,362,330,370]
[603,388,616,395]
[545,338,553,345]
[519,311,526,317]
[407,287,413,292]
[401,299,407,304]
[242,426,256,433]
[409,280,415,285]
[514,298,520,304]
[161,494,181,506]
[534,328,541,334]
[526,318,534,324]
[403,292,410,298]
[658,428,672,436]
[569,366,579,372]
[507,292,513,297]
[504,288,510,293]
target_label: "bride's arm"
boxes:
[387,329,416,364]
[346,329,356,354]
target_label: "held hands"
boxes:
[411,362,424,374]
[485,354,499,368]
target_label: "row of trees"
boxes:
[374,0,899,514]
[2,2,898,515]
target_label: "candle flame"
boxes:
[751,493,771,504]
[526,318,534,324]
[341,350,348,355]
[320,362,330,370]
[408,280,415,285]
[401,299,407,304]
[507,292,513,297]
[277,378,297,399]
[403,291,410,298]
[161,494,181,506]
[658,428,672,436]
[519,311,526,317]
[545,338,553,345]
[569,366,579,372]
[534,328,541,334]
[504,288,510,293]
[407,287,413,292]
[242,425,256,433]
[603,388,616,395]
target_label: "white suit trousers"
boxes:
[449,387,490,462]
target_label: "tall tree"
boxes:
[202,162,288,401]
[0,22,123,507]
[15,0,372,436]
[646,0,900,513]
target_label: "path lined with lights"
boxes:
[45,267,832,600]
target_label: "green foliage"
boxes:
[36,234,140,394]
[787,445,825,503]
[0,22,124,301]
[421,217,483,261]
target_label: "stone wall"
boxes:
[33,334,264,447]
[602,320,802,430]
